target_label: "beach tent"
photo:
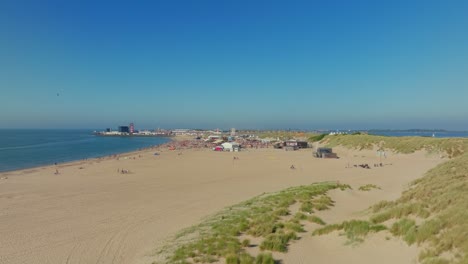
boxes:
[213,146,224,151]
[221,142,240,152]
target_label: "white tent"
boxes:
[221,142,240,152]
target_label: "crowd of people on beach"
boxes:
[350,163,386,169]
[154,138,272,152]
[47,137,393,178]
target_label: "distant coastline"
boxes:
[94,133,174,137]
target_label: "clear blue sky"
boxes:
[1,0,467,130]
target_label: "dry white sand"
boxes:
[0,145,443,264]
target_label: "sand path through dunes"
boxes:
[0,147,443,264]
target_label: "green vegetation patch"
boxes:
[307,215,326,225]
[312,135,468,263]
[371,153,468,264]
[322,134,468,157]
[225,252,255,264]
[254,253,275,264]
[259,231,298,252]
[308,133,327,142]
[157,182,351,264]
[313,220,387,244]
[311,195,335,210]
[390,218,418,245]
[358,184,381,191]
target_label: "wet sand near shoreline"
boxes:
[0,144,443,264]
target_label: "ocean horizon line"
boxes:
[1,128,468,133]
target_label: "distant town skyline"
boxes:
[1,1,467,130]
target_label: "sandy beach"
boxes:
[0,141,444,264]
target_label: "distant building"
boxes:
[129,123,135,134]
[297,141,309,148]
[231,128,236,136]
[172,129,189,135]
[106,128,111,132]
[118,126,130,133]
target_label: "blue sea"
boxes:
[0,129,171,172]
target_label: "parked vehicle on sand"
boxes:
[314,147,338,158]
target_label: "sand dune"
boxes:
[0,145,443,264]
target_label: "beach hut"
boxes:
[284,140,299,151]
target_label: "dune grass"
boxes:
[258,131,318,140]
[390,218,418,245]
[260,231,298,252]
[308,215,326,225]
[157,135,468,264]
[358,184,381,191]
[225,252,255,264]
[312,220,387,244]
[312,135,468,263]
[308,133,327,142]
[322,134,467,157]
[254,253,275,264]
[370,153,468,264]
[316,135,468,263]
[157,182,350,264]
